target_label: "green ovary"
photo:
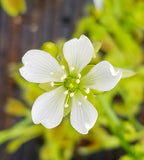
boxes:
[64,76,80,92]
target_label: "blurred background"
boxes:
[0,0,144,160]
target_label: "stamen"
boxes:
[84,96,87,99]
[64,90,68,95]
[70,92,74,97]
[51,81,54,87]
[78,73,81,79]
[78,102,82,106]
[61,74,67,81]
[76,79,80,84]
[64,104,69,108]
[64,94,70,108]
[85,88,90,94]
[61,65,65,70]
[50,72,54,75]
[70,66,75,71]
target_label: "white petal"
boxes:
[19,49,66,83]
[63,35,94,73]
[31,86,66,128]
[81,61,122,91]
[70,92,98,134]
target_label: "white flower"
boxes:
[19,35,122,134]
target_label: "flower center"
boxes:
[64,75,80,92]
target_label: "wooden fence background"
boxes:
[0,0,124,159]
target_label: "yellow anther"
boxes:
[51,82,54,87]
[85,88,90,94]
[84,96,87,99]
[64,90,68,95]
[76,79,80,84]
[61,65,65,70]
[61,74,67,81]
[64,104,69,108]
[70,66,75,71]
[70,93,74,97]
[78,73,81,79]
[78,101,82,106]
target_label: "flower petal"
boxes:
[81,61,122,91]
[70,92,98,134]
[63,35,94,73]
[31,86,66,128]
[19,49,66,83]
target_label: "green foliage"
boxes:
[5,98,30,117]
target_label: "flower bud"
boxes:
[1,0,26,16]
[41,42,58,58]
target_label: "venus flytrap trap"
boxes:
[19,35,122,134]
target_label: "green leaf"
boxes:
[93,41,102,52]
[0,118,31,144]
[90,42,102,64]
[6,125,43,153]
[80,65,94,77]
[120,68,136,78]
[5,98,30,117]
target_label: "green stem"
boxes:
[11,117,32,129]
[97,95,137,158]
[128,115,144,131]
[44,130,62,160]
[97,95,120,126]
[0,117,32,144]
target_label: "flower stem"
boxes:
[97,95,137,158]
[0,117,32,144]
[97,95,120,126]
